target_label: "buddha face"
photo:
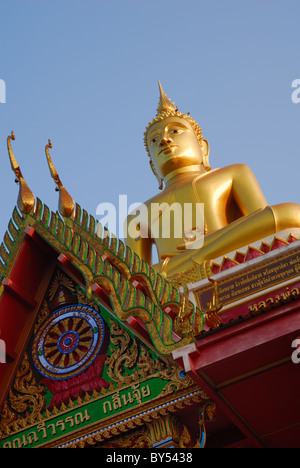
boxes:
[147,117,206,179]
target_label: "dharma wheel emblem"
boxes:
[32,305,105,380]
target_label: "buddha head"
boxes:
[144,82,211,189]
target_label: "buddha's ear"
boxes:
[201,138,211,172]
[149,159,163,190]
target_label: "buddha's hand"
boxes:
[160,250,203,279]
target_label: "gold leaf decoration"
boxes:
[48,271,76,301]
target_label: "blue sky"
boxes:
[0,0,300,243]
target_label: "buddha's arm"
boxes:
[160,165,275,278]
[231,164,268,214]
[124,214,153,265]
[163,206,277,278]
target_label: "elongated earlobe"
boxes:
[201,138,211,172]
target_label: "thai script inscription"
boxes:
[1,382,155,448]
[198,252,300,311]
[248,286,300,313]
[103,383,151,414]
[2,409,91,448]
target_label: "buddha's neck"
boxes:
[164,165,203,188]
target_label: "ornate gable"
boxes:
[0,202,212,448]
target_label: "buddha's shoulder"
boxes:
[137,164,253,209]
[143,191,167,207]
[205,164,252,179]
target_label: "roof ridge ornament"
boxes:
[7,131,35,214]
[45,139,75,218]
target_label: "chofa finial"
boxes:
[45,140,75,218]
[7,131,35,214]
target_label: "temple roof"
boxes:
[1,132,300,448]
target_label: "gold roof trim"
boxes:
[7,131,35,215]
[45,139,75,218]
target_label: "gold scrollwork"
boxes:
[0,353,46,436]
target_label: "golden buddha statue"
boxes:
[125,82,300,280]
